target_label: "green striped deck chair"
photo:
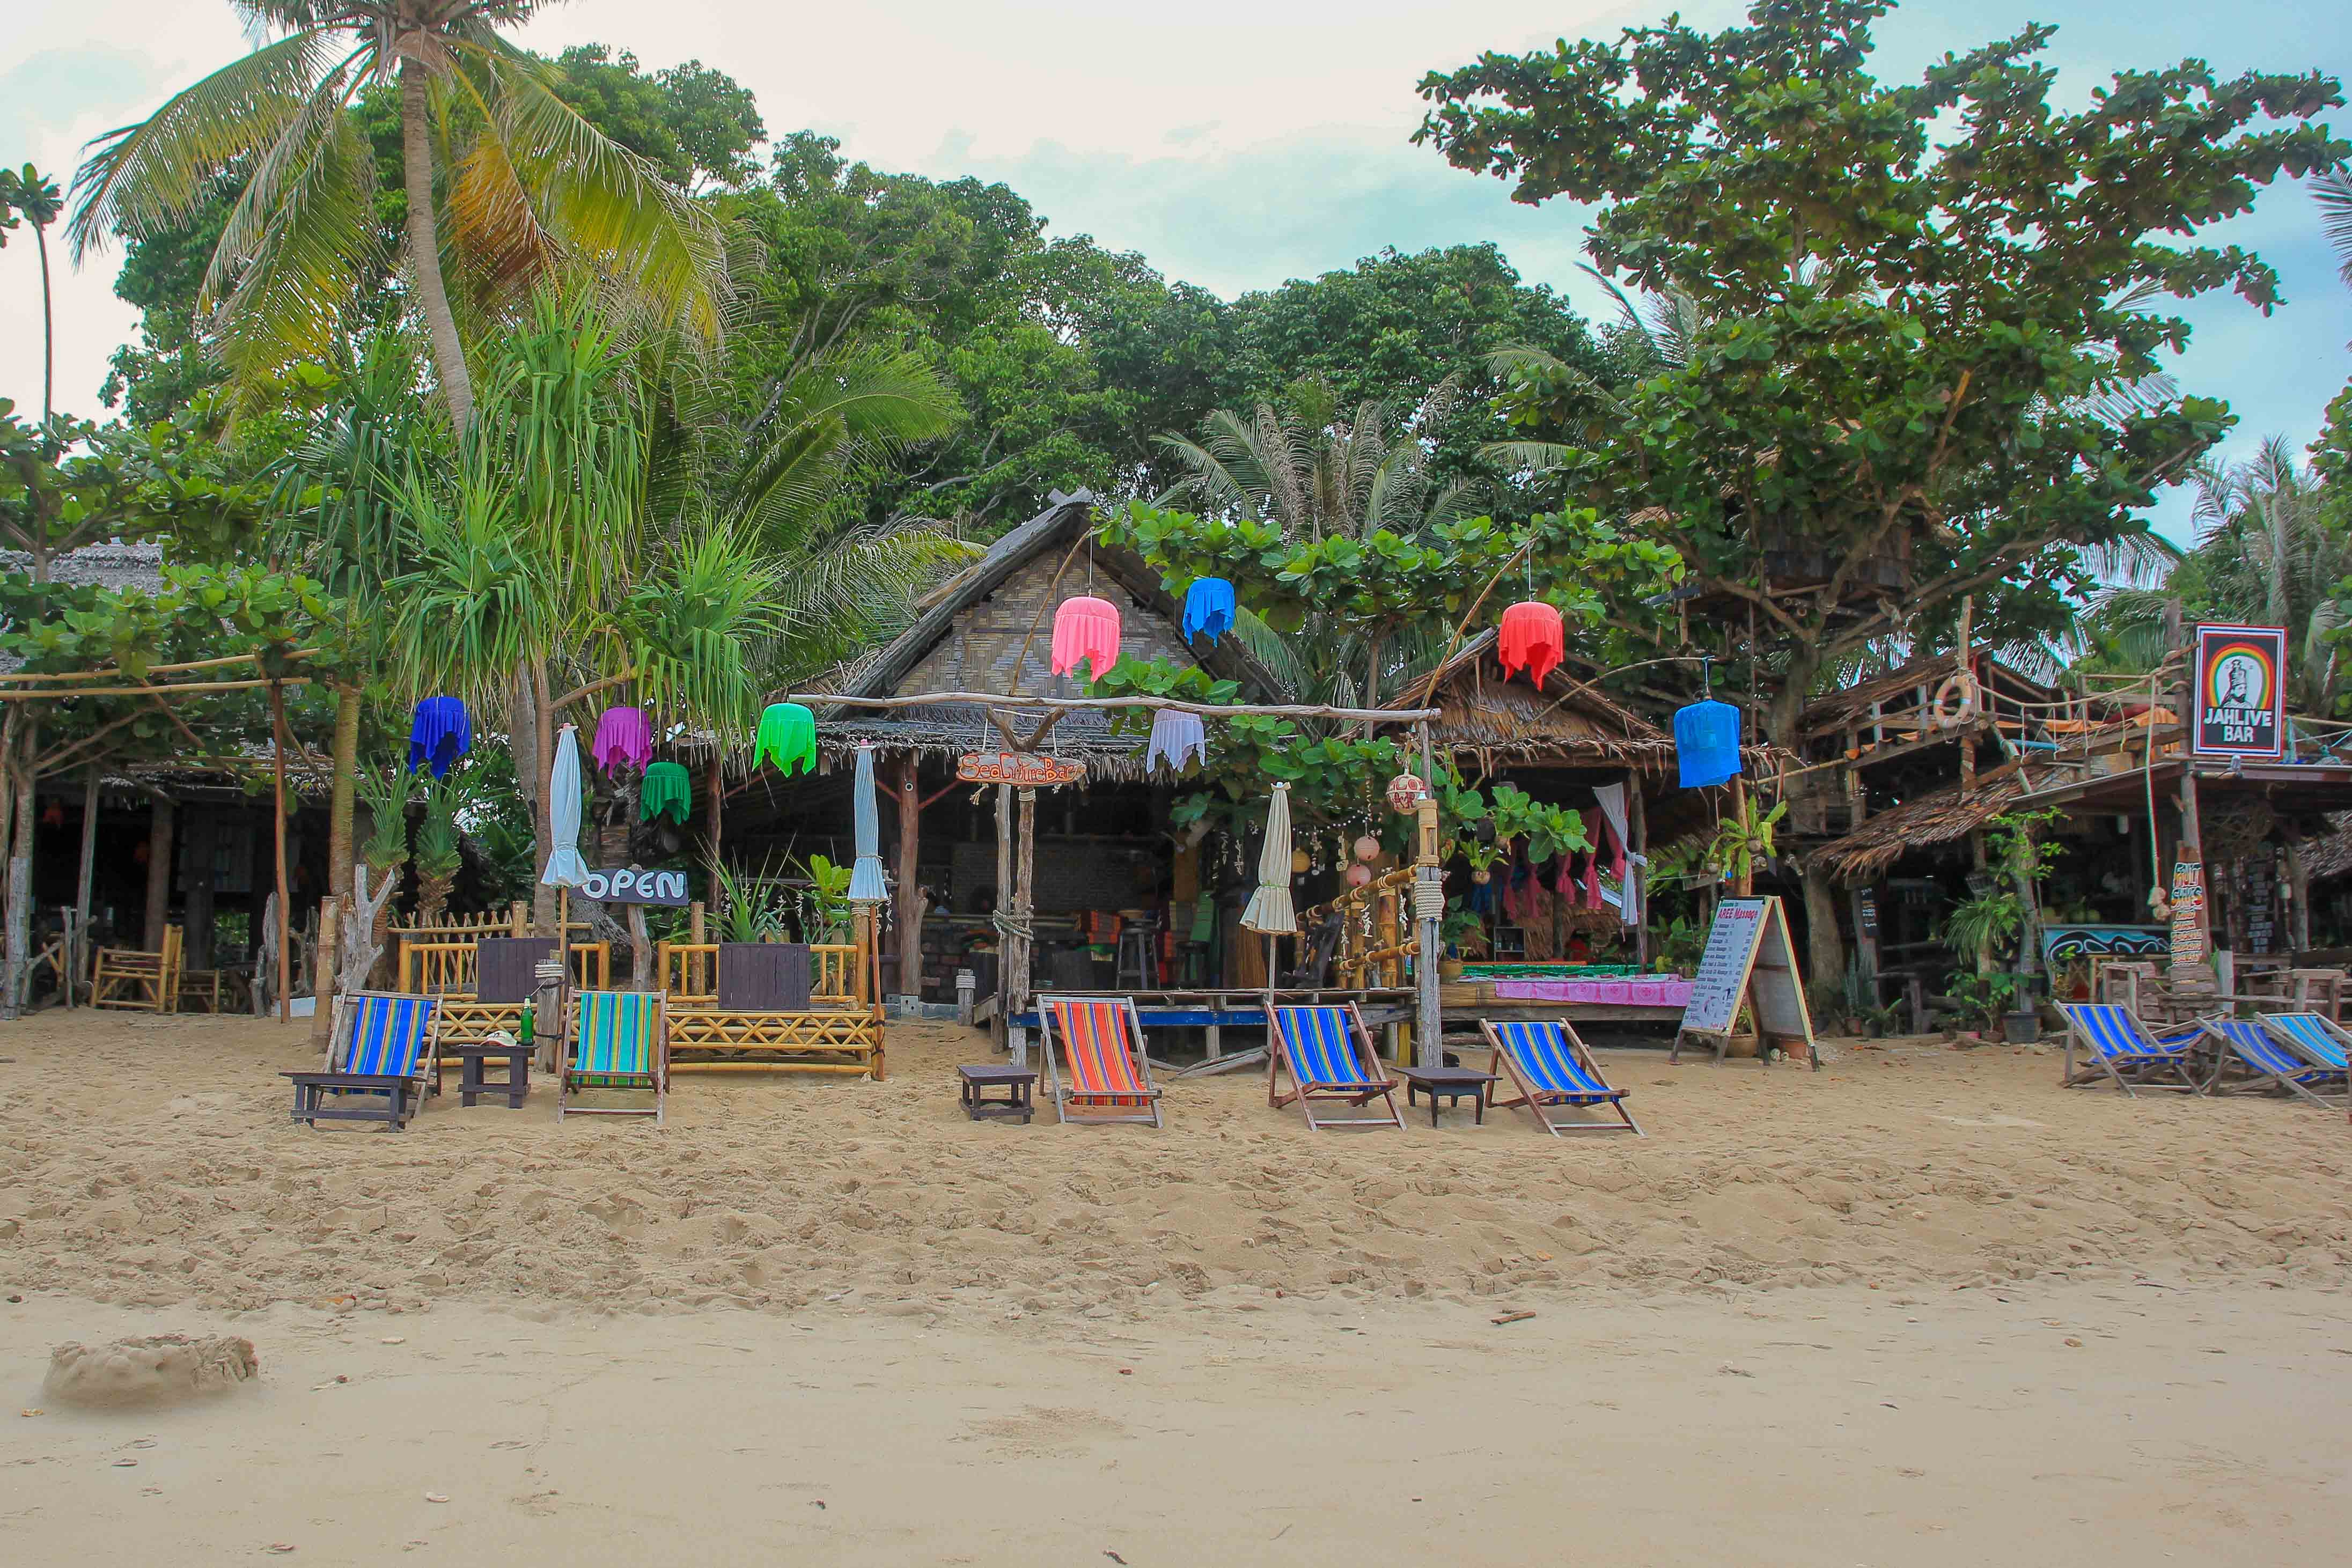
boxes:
[561,991,667,1123]
[1038,996,1165,1127]
[1481,1019,1642,1136]
[1265,1003,1402,1130]
[281,991,441,1130]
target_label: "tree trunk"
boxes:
[327,682,359,902]
[34,217,54,431]
[401,62,474,431]
[2,724,35,1018]
[1765,642,1850,988]
[144,794,174,948]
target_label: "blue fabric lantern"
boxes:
[407,696,472,779]
[1181,578,1237,644]
[1673,699,1743,789]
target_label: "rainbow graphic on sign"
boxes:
[2204,638,2274,710]
[2192,624,2286,758]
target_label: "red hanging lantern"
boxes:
[1051,594,1122,678]
[1498,599,1565,684]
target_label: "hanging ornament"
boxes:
[406,696,473,779]
[1146,709,1208,773]
[1345,863,1374,888]
[1181,578,1237,644]
[1471,867,1492,885]
[1673,698,1743,789]
[591,705,653,773]
[640,760,693,825]
[1497,599,1566,684]
[1050,594,1122,678]
[1353,834,1381,864]
[1386,772,1429,813]
[753,702,818,776]
[1290,848,1311,876]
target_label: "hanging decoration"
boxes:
[406,696,472,780]
[640,761,693,825]
[1353,834,1381,864]
[591,705,653,773]
[1050,594,1122,678]
[1146,709,1208,774]
[1673,698,1743,789]
[1386,772,1429,813]
[1181,578,1237,644]
[753,702,817,776]
[540,725,591,888]
[1497,599,1566,685]
[1344,863,1374,889]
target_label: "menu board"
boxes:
[1677,895,1819,1069]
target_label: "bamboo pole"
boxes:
[0,647,322,683]
[71,766,98,1005]
[0,677,313,701]
[268,682,293,1022]
[788,690,1437,723]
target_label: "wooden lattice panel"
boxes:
[667,1010,884,1080]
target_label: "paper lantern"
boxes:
[1344,863,1373,888]
[1497,600,1565,684]
[591,705,652,772]
[1386,772,1428,813]
[1673,699,1743,789]
[1289,848,1311,876]
[1353,834,1381,864]
[406,696,472,779]
[1146,709,1207,773]
[1181,578,1237,643]
[754,702,818,776]
[640,760,692,825]
[1050,595,1122,678]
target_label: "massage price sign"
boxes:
[2191,624,2286,759]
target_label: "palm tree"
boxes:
[2316,168,2351,305]
[65,2,723,428]
[0,167,63,434]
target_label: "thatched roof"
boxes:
[1804,760,2054,885]
[1386,630,1676,767]
[815,492,1282,778]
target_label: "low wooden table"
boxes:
[958,1064,1038,1124]
[1396,1065,1498,1127]
[445,1042,533,1109]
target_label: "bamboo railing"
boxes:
[1301,865,1419,989]
[398,939,608,996]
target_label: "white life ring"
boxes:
[1931,672,1979,730]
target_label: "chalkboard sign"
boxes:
[1856,890,1879,940]
[1675,895,1819,1069]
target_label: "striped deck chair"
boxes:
[2259,1012,2352,1123]
[1481,1019,1642,1136]
[2195,1018,2346,1109]
[2057,1002,2201,1096]
[281,991,441,1130]
[1266,1003,1403,1130]
[1038,996,1164,1127]
[561,991,667,1124]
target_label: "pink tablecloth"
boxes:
[1492,976,1692,1007]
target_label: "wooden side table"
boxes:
[958,1064,1038,1124]
[446,1043,532,1109]
[1395,1065,1498,1127]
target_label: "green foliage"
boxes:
[1942,892,2024,968]
[1417,0,2347,737]
[1704,798,1786,887]
[411,774,464,882]
[356,766,410,873]
[797,854,854,944]
[0,397,270,575]
[1946,971,2022,1033]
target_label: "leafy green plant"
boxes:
[356,768,410,878]
[410,772,464,923]
[1942,890,2024,972]
[1947,972,2020,1034]
[1704,797,1785,888]
[704,850,784,945]
[797,853,855,944]
[1650,912,1707,973]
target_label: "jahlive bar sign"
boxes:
[2191,624,2287,759]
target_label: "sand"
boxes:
[2,1010,2348,1561]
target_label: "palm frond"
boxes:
[2315,168,2352,294]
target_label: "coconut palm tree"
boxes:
[65,2,723,428]
[2316,168,2351,303]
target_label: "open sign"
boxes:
[580,867,690,906]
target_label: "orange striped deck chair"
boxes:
[1037,996,1165,1127]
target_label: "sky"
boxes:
[3,0,2347,546]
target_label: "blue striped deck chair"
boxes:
[281,991,440,1130]
[2057,1002,2200,1096]
[2258,1013,2352,1118]
[1265,1003,1402,1130]
[2195,1018,2346,1109]
[1480,1019,1642,1136]
[561,991,668,1124]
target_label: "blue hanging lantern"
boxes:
[1673,699,1743,789]
[1181,578,1237,644]
[407,696,473,780]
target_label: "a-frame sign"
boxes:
[1671,895,1820,1069]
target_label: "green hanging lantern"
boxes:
[754,702,818,776]
[640,760,693,825]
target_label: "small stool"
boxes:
[1115,921,1158,989]
[447,1043,532,1109]
[958,1063,1038,1123]
[1396,1065,1498,1128]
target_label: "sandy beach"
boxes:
[3,1011,2348,1562]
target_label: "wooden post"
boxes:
[510,898,530,937]
[1957,597,1977,796]
[706,752,724,857]
[2286,840,2312,953]
[994,782,1012,1050]
[1008,785,1037,1065]
[1414,790,1444,1070]
[895,756,922,998]
[311,894,338,1052]
[2,723,33,1018]
[72,765,99,1003]
[144,794,175,949]
[1627,770,1649,969]
[689,900,707,994]
[269,682,293,1022]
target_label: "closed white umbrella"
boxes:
[1241,782,1297,935]
[848,742,888,904]
[541,724,592,889]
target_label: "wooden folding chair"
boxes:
[2195,1018,2345,1109]
[560,991,668,1124]
[281,992,442,1131]
[92,925,182,1012]
[1038,996,1165,1127]
[2057,1002,2201,1096]
[1481,1019,1642,1136]
[1265,1003,1403,1130]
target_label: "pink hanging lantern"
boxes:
[1344,863,1374,888]
[1050,594,1122,679]
[1498,599,1565,684]
[1353,834,1381,863]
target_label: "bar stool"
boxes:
[1115,918,1158,990]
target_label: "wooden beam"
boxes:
[792,690,1438,724]
[0,676,313,700]
[143,794,174,949]
[0,648,321,684]
[269,683,293,1022]
[72,766,99,1003]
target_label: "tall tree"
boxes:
[67,2,725,429]
[0,167,63,433]
[1417,0,2347,977]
